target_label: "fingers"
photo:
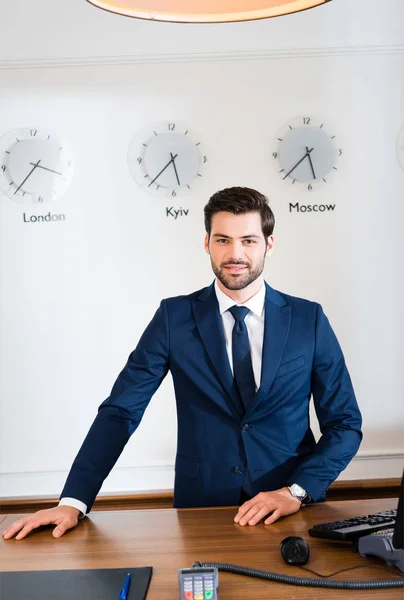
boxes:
[15,521,42,541]
[2,507,79,540]
[264,509,282,525]
[52,519,73,538]
[235,497,276,526]
[14,513,60,540]
[234,489,302,527]
[241,506,273,526]
[2,518,29,540]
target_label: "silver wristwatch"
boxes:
[288,483,311,505]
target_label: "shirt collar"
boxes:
[214,279,266,318]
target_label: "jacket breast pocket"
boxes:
[175,454,200,479]
[275,355,306,378]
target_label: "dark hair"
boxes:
[204,186,275,241]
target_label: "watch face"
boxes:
[128,121,207,198]
[272,115,342,191]
[0,127,74,204]
[289,483,306,498]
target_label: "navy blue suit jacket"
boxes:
[61,282,362,511]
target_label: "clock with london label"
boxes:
[0,127,74,204]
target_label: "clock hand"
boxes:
[283,147,314,180]
[149,153,178,187]
[29,162,62,176]
[170,152,181,186]
[14,159,41,195]
[306,146,316,179]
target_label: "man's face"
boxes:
[204,211,274,291]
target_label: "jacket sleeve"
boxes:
[60,300,170,512]
[288,304,362,501]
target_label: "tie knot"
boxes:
[229,305,250,323]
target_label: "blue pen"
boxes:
[119,573,131,600]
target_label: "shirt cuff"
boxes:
[59,497,87,518]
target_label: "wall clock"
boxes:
[0,127,74,204]
[272,116,342,191]
[128,121,207,197]
[396,125,404,172]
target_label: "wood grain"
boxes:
[1,478,400,514]
[1,499,402,599]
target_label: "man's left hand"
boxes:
[234,487,301,526]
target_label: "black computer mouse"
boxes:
[280,536,310,565]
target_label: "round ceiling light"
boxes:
[86,0,332,23]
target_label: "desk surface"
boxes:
[1,499,402,599]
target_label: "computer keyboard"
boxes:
[309,509,397,542]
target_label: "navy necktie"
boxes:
[228,306,256,411]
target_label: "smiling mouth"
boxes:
[223,265,248,273]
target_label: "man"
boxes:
[3,187,362,540]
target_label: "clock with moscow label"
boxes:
[272,116,342,191]
[128,121,207,197]
[0,127,74,204]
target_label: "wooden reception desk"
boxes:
[1,499,402,599]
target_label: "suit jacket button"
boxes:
[232,466,243,474]
[241,424,249,432]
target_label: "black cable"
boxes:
[192,561,404,589]
[299,563,404,579]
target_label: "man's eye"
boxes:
[217,239,227,243]
[243,240,255,244]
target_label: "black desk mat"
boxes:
[0,566,152,600]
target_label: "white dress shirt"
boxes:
[60,280,266,516]
[214,279,265,390]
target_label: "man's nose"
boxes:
[227,242,246,261]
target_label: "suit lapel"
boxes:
[192,283,244,416]
[246,282,291,416]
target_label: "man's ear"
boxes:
[204,233,210,255]
[266,235,275,256]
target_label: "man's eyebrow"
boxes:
[211,233,261,239]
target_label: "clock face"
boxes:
[272,116,342,191]
[128,122,207,197]
[0,127,74,204]
[397,125,404,172]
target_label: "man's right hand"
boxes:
[2,506,81,540]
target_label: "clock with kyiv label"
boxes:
[272,115,342,191]
[128,121,208,197]
[0,127,74,204]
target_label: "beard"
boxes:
[211,254,266,291]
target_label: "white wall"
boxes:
[0,0,403,498]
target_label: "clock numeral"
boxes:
[303,117,311,125]
[339,149,343,156]
[203,156,207,163]
[308,183,313,190]
[67,160,72,167]
[38,196,44,203]
[1,165,6,172]
[172,190,177,197]
[168,123,176,131]
[137,157,142,164]
[272,152,278,159]
[30,129,37,136]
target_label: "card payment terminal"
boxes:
[178,567,219,600]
